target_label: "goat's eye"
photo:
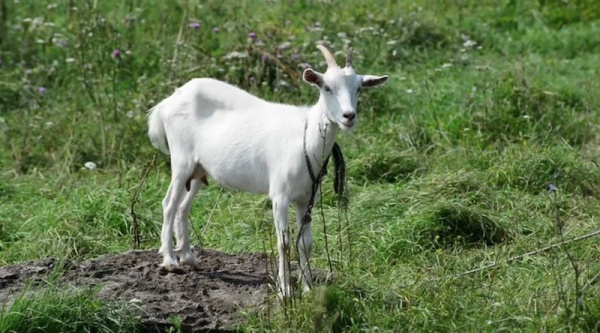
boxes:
[323,85,332,93]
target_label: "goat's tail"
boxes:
[147,102,170,155]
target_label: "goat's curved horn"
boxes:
[316,44,338,68]
[345,47,353,68]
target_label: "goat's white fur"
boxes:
[147,45,388,297]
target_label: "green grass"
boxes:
[0,271,139,333]
[1,0,600,331]
[0,287,139,333]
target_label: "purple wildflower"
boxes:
[189,22,201,29]
[299,62,311,69]
[285,20,291,25]
[291,53,301,61]
[38,87,47,94]
[24,69,33,75]
[213,27,220,33]
[548,184,558,192]
[248,32,257,39]
[112,49,121,58]
[261,53,270,62]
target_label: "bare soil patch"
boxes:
[0,248,269,332]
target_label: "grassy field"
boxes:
[1,0,600,331]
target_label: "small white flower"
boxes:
[223,51,247,60]
[441,63,453,68]
[84,162,97,170]
[32,17,44,27]
[277,41,290,50]
[358,26,375,34]
[129,298,142,304]
[406,89,414,94]
[65,58,76,63]
[52,35,68,48]
[463,40,477,48]
[523,115,530,120]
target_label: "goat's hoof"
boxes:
[160,258,181,272]
[179,252,200,270]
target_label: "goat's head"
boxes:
[302,45,388,131]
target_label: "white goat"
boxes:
[147,45,388,297]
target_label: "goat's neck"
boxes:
[304,95,339,173]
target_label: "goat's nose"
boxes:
[343,112,356,121]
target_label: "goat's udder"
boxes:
[185,175,209,192]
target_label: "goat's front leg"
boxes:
[272,196,292,299]
[295,202,313,293]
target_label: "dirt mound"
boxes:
[0,248,269,332]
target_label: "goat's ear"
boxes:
[302,68,324,87]
[361,75,388,88]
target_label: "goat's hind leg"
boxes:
[174,168,207,269]
[159,162,193,271]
